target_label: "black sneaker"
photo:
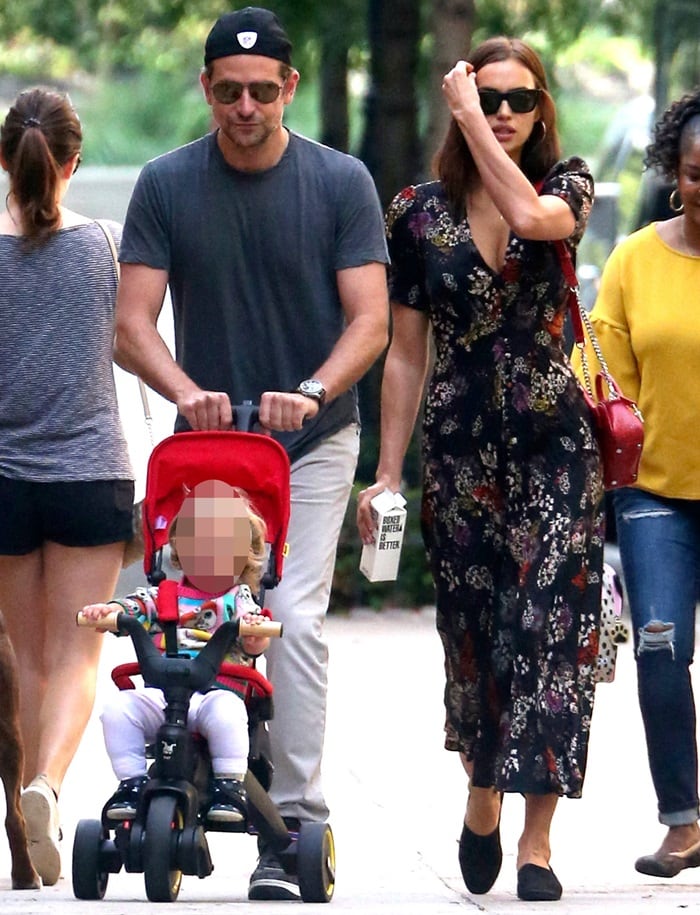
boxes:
[104,776,148,821]
[205,778,247,825]
[248,841,300,901]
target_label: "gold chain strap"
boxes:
[579,306,614,382]
[573,285,644,423]
[570,281,619,401]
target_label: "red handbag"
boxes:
[555,241,644,490]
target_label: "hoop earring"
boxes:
[669,187,684,213]
[531,120,547,145]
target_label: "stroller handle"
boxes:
[232,401,259,432]
[76,610,283,639]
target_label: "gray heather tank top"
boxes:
[0,220,133,481]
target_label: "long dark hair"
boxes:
[1,87,82,243]
[433,37,561,218]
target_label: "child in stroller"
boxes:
[72,418,336,904]
[81,480,271,828]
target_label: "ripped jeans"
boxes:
[614,488,700,826]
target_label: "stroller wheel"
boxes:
[143,795,184,902]
[72,819,110,900]
[297,821,335,903]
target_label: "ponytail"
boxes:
[1,88,82,244]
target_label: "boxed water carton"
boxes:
[359,489,407,582]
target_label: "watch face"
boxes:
[297,379,326,402]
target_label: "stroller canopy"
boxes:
[140,430,291,585]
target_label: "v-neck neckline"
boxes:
[467,218,512,277]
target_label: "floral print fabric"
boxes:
[386,159,605,797]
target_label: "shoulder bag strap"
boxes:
[551,237,624,403]
[95,219,154,447]
[533,178,587,349]
[552,238,585,347]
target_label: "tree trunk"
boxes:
[652,0,700,114]
[318,3,352,154]
[355,0,422,482]
[359,0,422,209]
[319,38,350,152]
[425,0,475,173]
[652,0,677,113]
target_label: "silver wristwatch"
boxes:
[295,378,326,405]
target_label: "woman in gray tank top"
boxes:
[0,87,134,886]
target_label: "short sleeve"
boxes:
[334,160,389,269]
[119,162,172,271]
[541,157,594,246]
[385,185,430,311]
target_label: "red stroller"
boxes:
[73,406,335,903]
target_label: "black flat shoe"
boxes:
[458,823,502,895]
[517,863,562,901]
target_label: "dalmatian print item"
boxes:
[595,562,629,683]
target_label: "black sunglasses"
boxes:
[478,88,541,116]
[210,80,285,105]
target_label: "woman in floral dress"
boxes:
[358,37,604,902]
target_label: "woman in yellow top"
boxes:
[575,88,700,878]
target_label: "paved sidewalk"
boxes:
[1,604,700,912]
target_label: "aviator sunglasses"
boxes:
[210,80,285,105]
[478,88,541,116]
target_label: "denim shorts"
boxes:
[0,476,135,554]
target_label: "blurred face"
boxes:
[678,133,700,230]
[201,54,298,156]
[475,59,540,163]
[175,480,251,593]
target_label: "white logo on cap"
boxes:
[236,30,258,50]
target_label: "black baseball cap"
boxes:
[204,7,292,66]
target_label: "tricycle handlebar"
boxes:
[76,610,282,640]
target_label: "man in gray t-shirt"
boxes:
[115,6,389,902]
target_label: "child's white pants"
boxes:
[101,687,249,779]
